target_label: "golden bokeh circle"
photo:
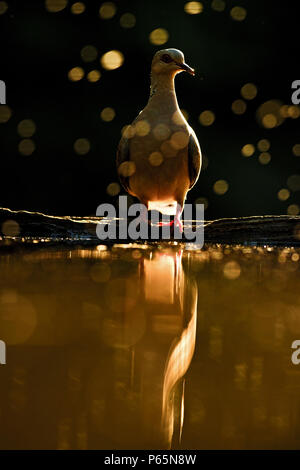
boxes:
[257,139,270,152]
[0,105,12,123]
[68,66,85,81]
[153,123,171,141]
[287,174,300,192]
[120,13,136,28]
[80,45,98,62]
[256,100,284,129]
[118,161,136,178]
[241,83,257,100]
[184,1,203,14]
[135,120,150,136]
[18,139,36,156]
[149,28,169,45]
[99,2,116,19]
[1,220,20,237]
[0,1,8,14]
[231,99,246,115]
[45,0,68,13]
[17,119,36,138]
[149,151,163,167]
[71,2,86,14]
[277,189,290,201]
[74,138,91,155]
[223,261,241,280]
[211,0,225,12]
[87,70,101,82]
[199,110,215,126]
[170,131,189,149]
[292,144,300,156]
[213,179,229,195]
[241,144,255,157]
[100,107,115,122]
[100,50,124,70]
[258,152,271,164]
[230,6,247,21]
[195,197,209,209]
[287,204,300,216]
[106,182,120,196]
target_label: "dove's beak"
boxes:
[176,62,195,76]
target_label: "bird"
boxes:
[116,48,201,230]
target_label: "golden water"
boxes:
[0,243,300,449]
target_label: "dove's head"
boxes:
[151,48,195,77]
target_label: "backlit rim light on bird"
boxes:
[149,28,169,46]
[100,50,124,70]
[184,2,203,14]
[45,0,68,13]
[71,2,85,14]
[101,107,116,122]
[68,66,85,81]
[213,180,229,195]
[99,2,116,19]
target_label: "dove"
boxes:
[116,48,201,229]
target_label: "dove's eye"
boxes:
[161,54,172,64]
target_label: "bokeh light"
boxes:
[230,6,247,21]
[257,139,270,152]
[135,120,150,136]
[184,2,203,14]
[258,152,271,164]
[120,13,136,28]
[213,180,229,195]
[71,2,85,14]
[74,138,90,155]
[149,28,169,45]
[241,83,257,100]
[256,100,284,129]
[106,182,120,196]
[195,196,209,209]
[241,144,255,157]
[68,66,84,81]
[149,151,163,166]
[118,161,136,177]
[0,105,12,123]
[0,1,8,14]
[99,2,116,19]
[17,119,36,138]
[287,174,300,192]
[100,107,115,122]
[1,219,20,236]
[199,110,215,126]
[18,139,36,156]
[87,70,101,82]
[45,0,68,13]
[80,45,98,62]
[288,105,300,119]
[231,99,247,115]
[223,261,241,280]
[100,50,124,70]
[211,0,225,12]
[170,131,189,149]
[153,123,171,141]
[287,204,300,215]
[277,189,290,201]
[292,144,300,156]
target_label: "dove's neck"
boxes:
[149,73,179,110]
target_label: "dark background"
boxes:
[0,0,299,219]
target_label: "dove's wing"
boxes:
[188,129,202,189]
